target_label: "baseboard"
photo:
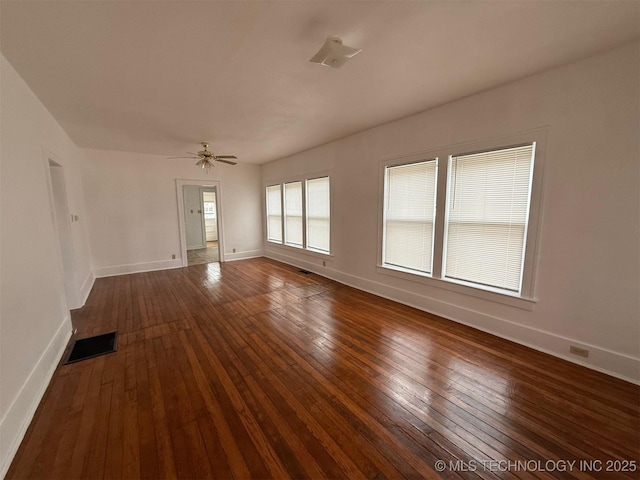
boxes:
[93,259,183,278]
[265,250,640,385]
[0,317,72,478]
[79,270,95,306]
[223,249,264,262]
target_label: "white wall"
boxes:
[262,42,640,383]
[81,149,262,276]
[0,55,93,476]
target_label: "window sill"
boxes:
[376,265,536,310]
[265,242,333,260]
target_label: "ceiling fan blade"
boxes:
[167,156,199,159]
[216,155,237,159]
[215,158,237,165]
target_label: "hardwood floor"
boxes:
[188,241,220,266]
[7,258,639,479]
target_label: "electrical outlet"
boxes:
[172,254,176,259]
[570,346,589,358]
[233,248,237,253]
[322,261,326,267]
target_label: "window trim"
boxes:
[305,176,331,254]
[265,183,283,244]
[377,128,547,307]
[263,172,332,256]
[283,180,304,248]
[441,142,536,295]
[381,158,438,276]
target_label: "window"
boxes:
[203,202,216,220]
[266,184,282,243]
[383,160,437,274]
[306,177,330,253]
[444,144,535,293]
[284,181,303,247]
[264,176,331,254]
[380,139,540,299]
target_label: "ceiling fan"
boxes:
[167,142,237,172]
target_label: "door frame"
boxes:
[176,179,225,266]
[42,148,81,309]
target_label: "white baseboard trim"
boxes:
[94,251,266,276]
[94,259,183,278]
[223,249,264,262]
[79,270,95,306]
[0,317,72,479]
[265,250,640,385]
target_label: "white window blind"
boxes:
[444,144,535,292]
[383,160,437,274]
[306,177,330,253]
[284,181,303,247]
[266,185,282,243]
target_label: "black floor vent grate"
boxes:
[65,331,118,364]
[298,269,311,274]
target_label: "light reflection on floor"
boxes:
[187,241,219,266]
[204,261,222,281]
[364,323,517,453]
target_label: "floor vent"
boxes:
[298,269,312,274]
[65,331,118,364]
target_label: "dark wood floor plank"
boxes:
[294,302,602,472]
[193,313,373,479]
[103,346,126,479]
[249,309,539,480]
[5,371,71,479]
[195,311,388,479]
[6,257,639,480]
[298,294,638,461]
[235,314,461,479]
[143,338,177,479]
[180,328,293,480]
[177,325,258,477]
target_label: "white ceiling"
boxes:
[2,1,638,164]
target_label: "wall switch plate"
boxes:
[570,346,589,358]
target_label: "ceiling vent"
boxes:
[309,36,362,68]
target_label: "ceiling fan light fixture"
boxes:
[309,36,361,68]
[195,158,214,173]
[167,141,237,173]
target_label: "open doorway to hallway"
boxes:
[182,185,221,266]
[46,157,81,309]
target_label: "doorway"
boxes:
[179,183,223,266]
[46,158,80,309]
